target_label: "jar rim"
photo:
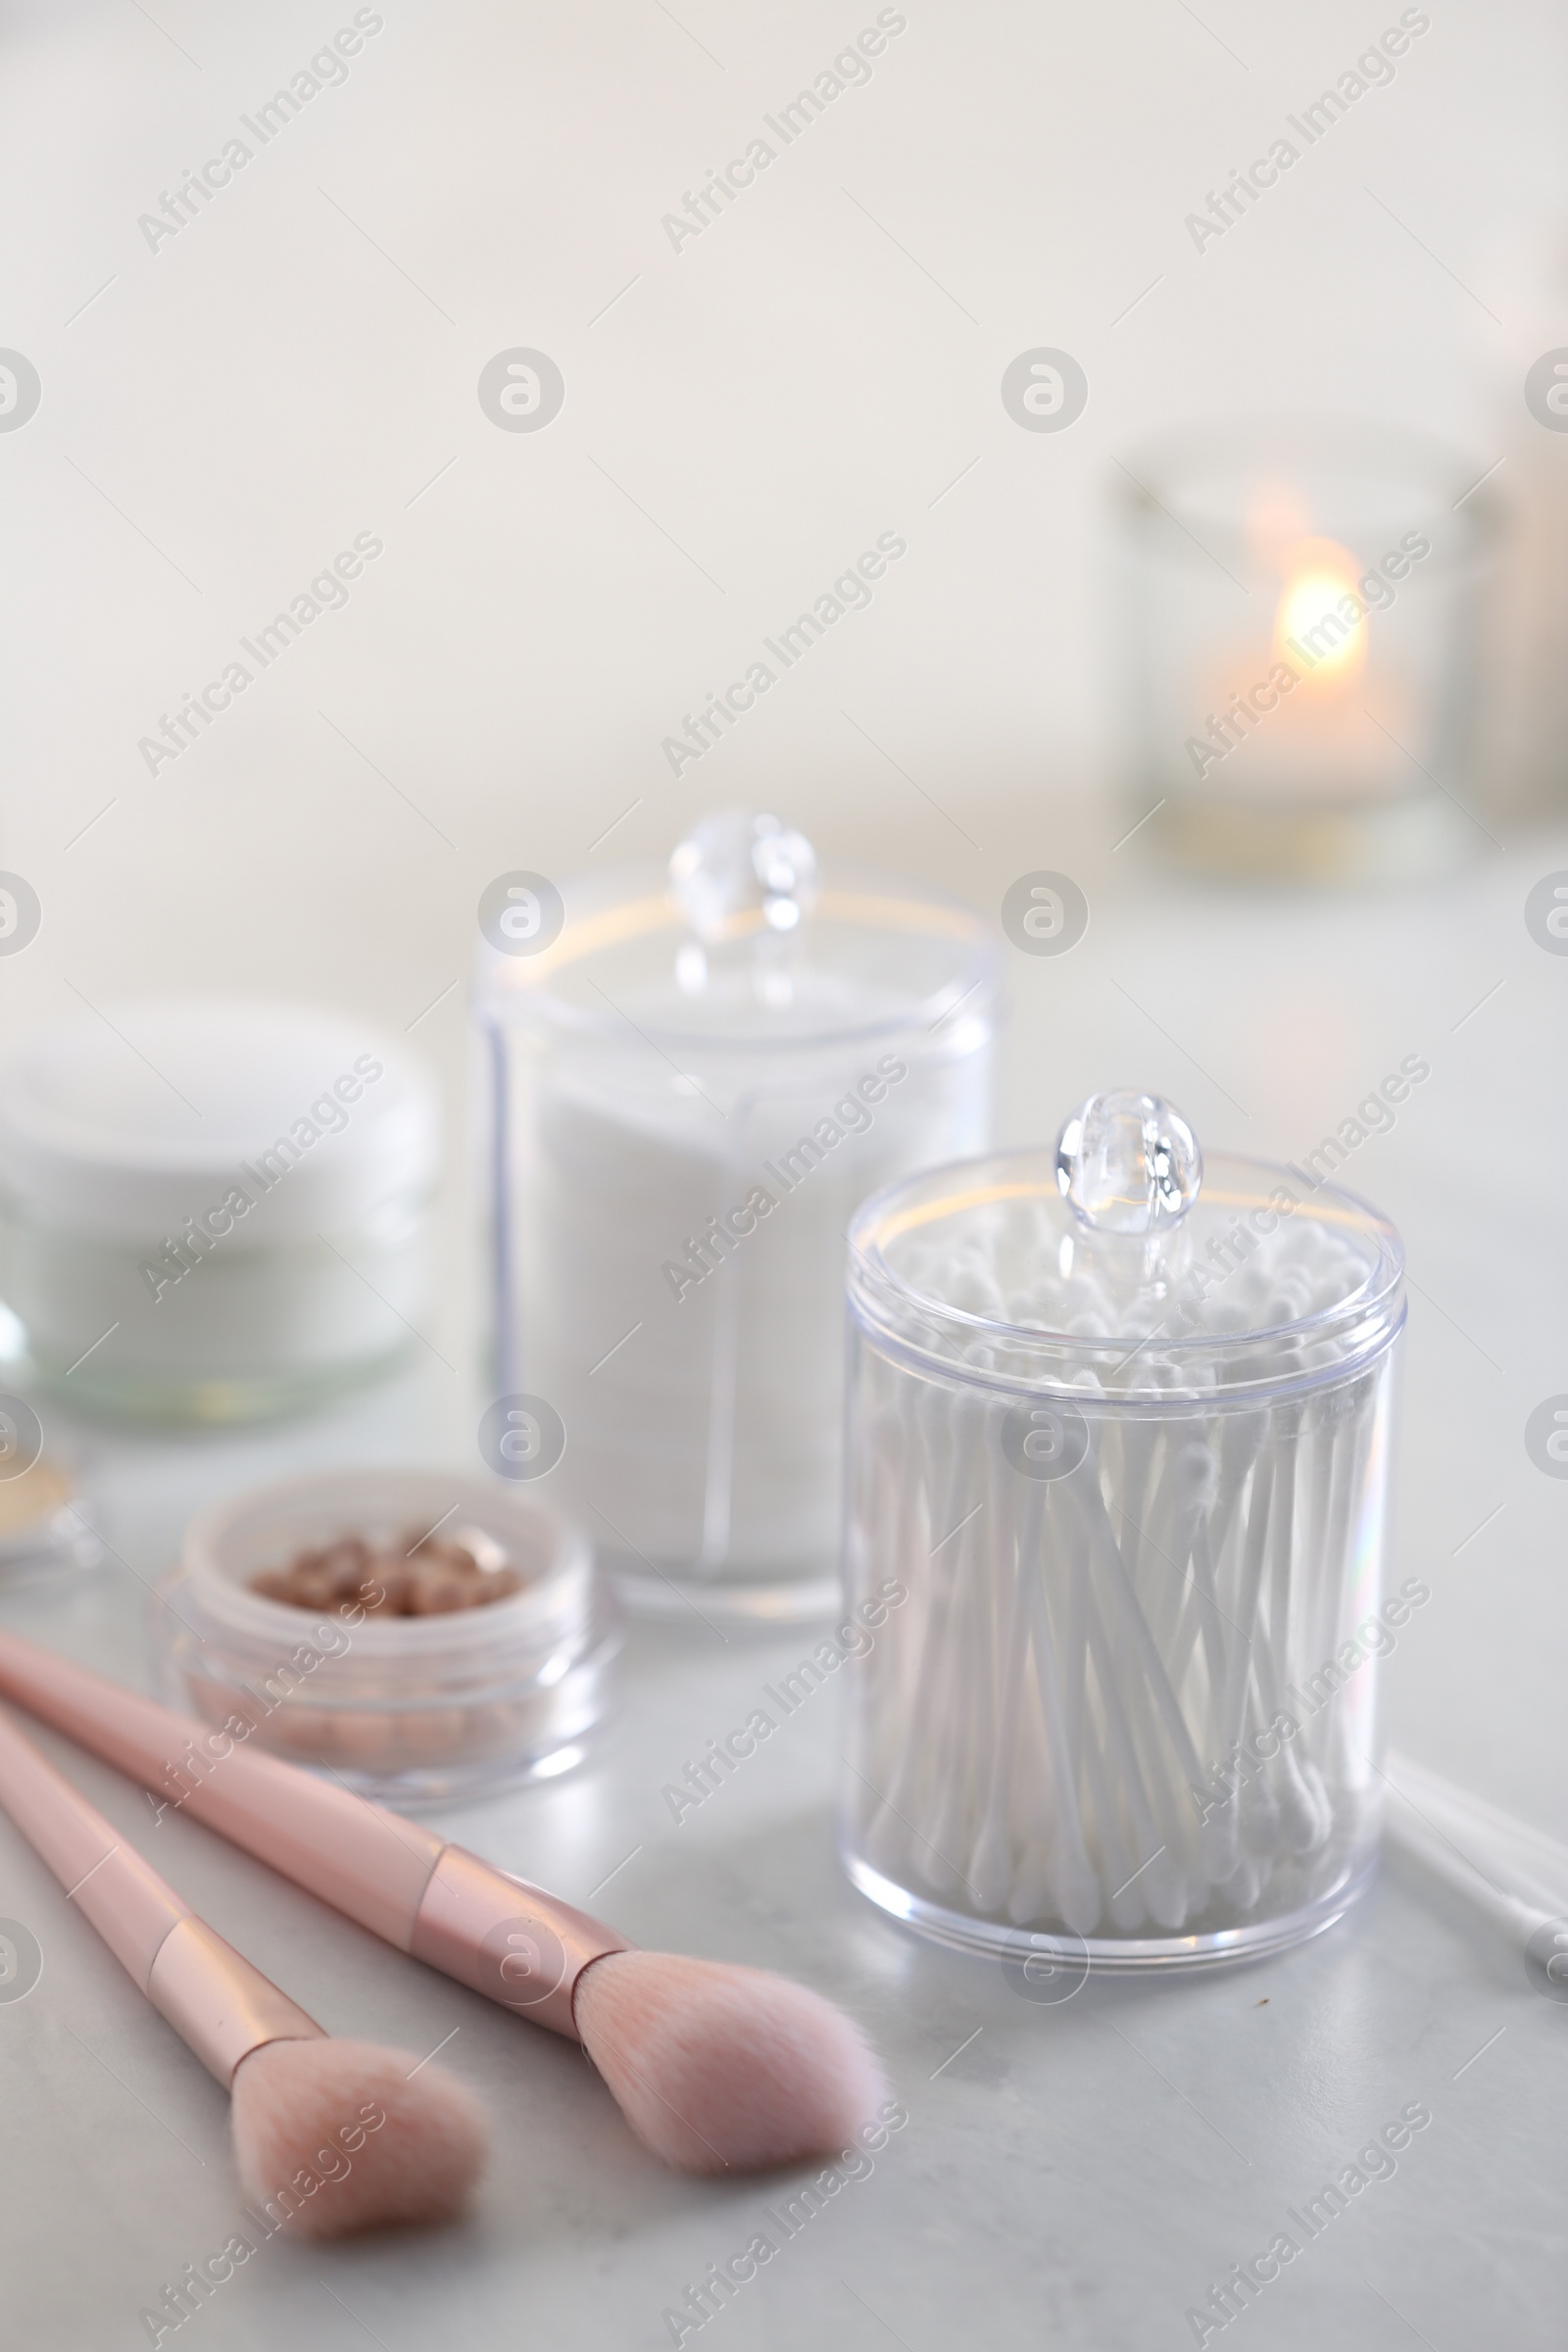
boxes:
[177,1467,591,1657]
[1111,413,1501,572]
[848,1147,1405,1400]
[477,869,1003,1054]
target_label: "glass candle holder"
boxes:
[479,810,1001,1623]
[839,1092,1406,1971]
[1112,418,1500,880]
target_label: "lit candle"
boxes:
[1193,521,1413,804]
[1115,422,1493,877]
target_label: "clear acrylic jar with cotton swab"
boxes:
[839,1090,1406,1970]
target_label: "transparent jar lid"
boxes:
[849,1091,1404,1402]
[477,808,1000,1057]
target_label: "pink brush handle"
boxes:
[0,1630,443,1944]
[0,1631,628,2040]
[0,1700,320,2083]
[0,1701,186,1983]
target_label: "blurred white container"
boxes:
[0,998,440,1422]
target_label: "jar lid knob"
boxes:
[668,809,819,944]
[1054,1090,1202,1235]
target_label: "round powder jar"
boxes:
[479,810,1001,1622]
[839,1091,1406,1970]
[154,1469,618,1802]
[0,998,440,1423]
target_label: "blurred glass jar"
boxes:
[478,811,1001,1623]
[1112,418,1500,880]
[0,999,440,1423]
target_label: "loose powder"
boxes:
[250,1532,522,1617]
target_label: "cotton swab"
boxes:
[966,1428,1034,1911]
[1394,1773,1566,1906]
[1382,1753,1568,1925]
[1382,1788,1557,1945]
[1014,1510,1105,1933]
[852,1326,1390,1945]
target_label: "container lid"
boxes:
[0,998,440,1241]
[849,1090,1404,1400]
[477,808,1001,1060]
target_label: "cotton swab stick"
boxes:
[1164,1512,1229,1744]
[1397,1782,1568,1905]
[1032,1395,1155,1928]
[1136,1436,1217,1655]
[1382,1787,1557,1945]
[850,1405,911,1792]
[858,1387,944,1861]
[1250,1412,1332,1858]
[879,1377,997,1897]
[1028,1574,1115,1931]
[922,1392,1007,1896]
[967,1428,1034,1910]
[1073,1562,1191,1929]
[1162,1397,1267,1708]
[1063,1455,1213,1848]
[1383,1754,1568,1919]
[1302,1374,1373,1726]
[1036,1412,1196,1926]
[1011,1494,1102,1933]
[1004,1492,1085,1927]
[1210,1404,1268,1575]
[0,1702,487,2235]
[1200,1445,1275,1880]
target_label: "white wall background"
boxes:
[1,0,1565,1814]
[4,0,1563,992]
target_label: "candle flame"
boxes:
[1273,537,1368,686]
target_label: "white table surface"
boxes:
[2,824,1565,2352]
[4,0,1567,2339]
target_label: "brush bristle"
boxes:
[230,2037,487,2238]
[574,1950,887,2175]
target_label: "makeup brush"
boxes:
[0,1700,487,2236]
[0,1630,885,2177]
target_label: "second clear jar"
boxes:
[840,1102,1406,1969]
